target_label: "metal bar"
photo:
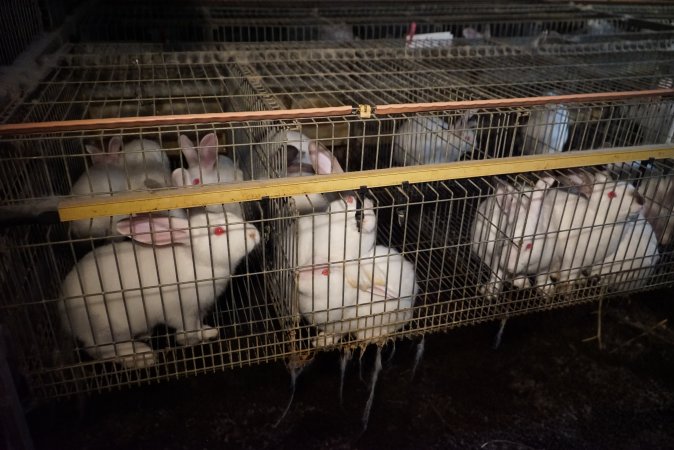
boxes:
[0,106,354,136]
[3,89,674,136]
[375,89,674,115]
[59,144,674,221]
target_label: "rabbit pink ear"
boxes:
[87,139,121,166]
[360,199,377,233]
[171,168,189,187]
[179,134,199,167]
[197,133,218,169]
[309,141,343,174]
[107,136,123,155]
[495,182,517,217]
[116,215,190,246]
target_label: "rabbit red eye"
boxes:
[525,243,533,250]
[347,196,354,204]
[321,268,330,276]
[192,178,200,185]
[213,226,226,236]
[607,191,617,199]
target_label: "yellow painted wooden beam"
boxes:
[59,144,674,221]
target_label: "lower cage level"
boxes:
[24,291,674,450]
[2,156,674,401]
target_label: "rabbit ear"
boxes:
[179,134,199,167]
[360,198,377,233]
[85,144,106,166]
[87,138,122,165]
[171,168,189,187]
[495,182,520,223]
[309,141,343,174]
[107,136,123,155]
[116,215,190,246]
[196,133,218,169]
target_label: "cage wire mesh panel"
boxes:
[2,1,674,401]
[3,108,674,399]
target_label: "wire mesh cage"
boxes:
[1,0,674,404]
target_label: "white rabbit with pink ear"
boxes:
[70,137,173,238]
[59,211,260,368]
[70,137,129,238]
[172,132,244,217]
[393,110,477,166]
[268,130,344,214]
[505,172,644,296]
[521,95,570,155]
[470,178,533,299]
[590,212,659,290]
[348,245,418,343]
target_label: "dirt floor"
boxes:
[26,289,674,450]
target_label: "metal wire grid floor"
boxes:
[3,41,673,127]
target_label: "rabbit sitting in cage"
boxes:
[171,132,245,217]
[521,95,570,155]
[588,211,660,290]
[257,130,345,214]
[69,136,172,238]
[471,171,644,298]
[59,210,260,368]
[295,196,417,346]
[301,245,418,348]
[505,172,644,297]
[392,110,477,166]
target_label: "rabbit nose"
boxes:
[247,230,259,242]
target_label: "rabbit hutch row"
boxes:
[1,0,674,429]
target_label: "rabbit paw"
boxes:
[311,331,340,348]
[113,342,156,368]
[511,276,531,290]
[175,326,219,346]
[479,282,502,300]
[120,351,156,369]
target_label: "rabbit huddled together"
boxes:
[69,132,245,239]
[63,132,260,367]
[294,196,418,347]
[69,137,173,238]
[470,170,654,298]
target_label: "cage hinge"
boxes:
[357,104,373,119]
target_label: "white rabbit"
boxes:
[590,213,660,291]
[299,245,417,348]
[259,129,345,214]
[393,111,477,166]
[637,167,674,246]
[470,179,530,299]
[70,137,173,238]
[116,138,172,190]
[171,132,244,217]
[348,245,418,343]
[505,172,644,296]
[296,195,377,271]
[521,97,570,155]
[59,211,260,368]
